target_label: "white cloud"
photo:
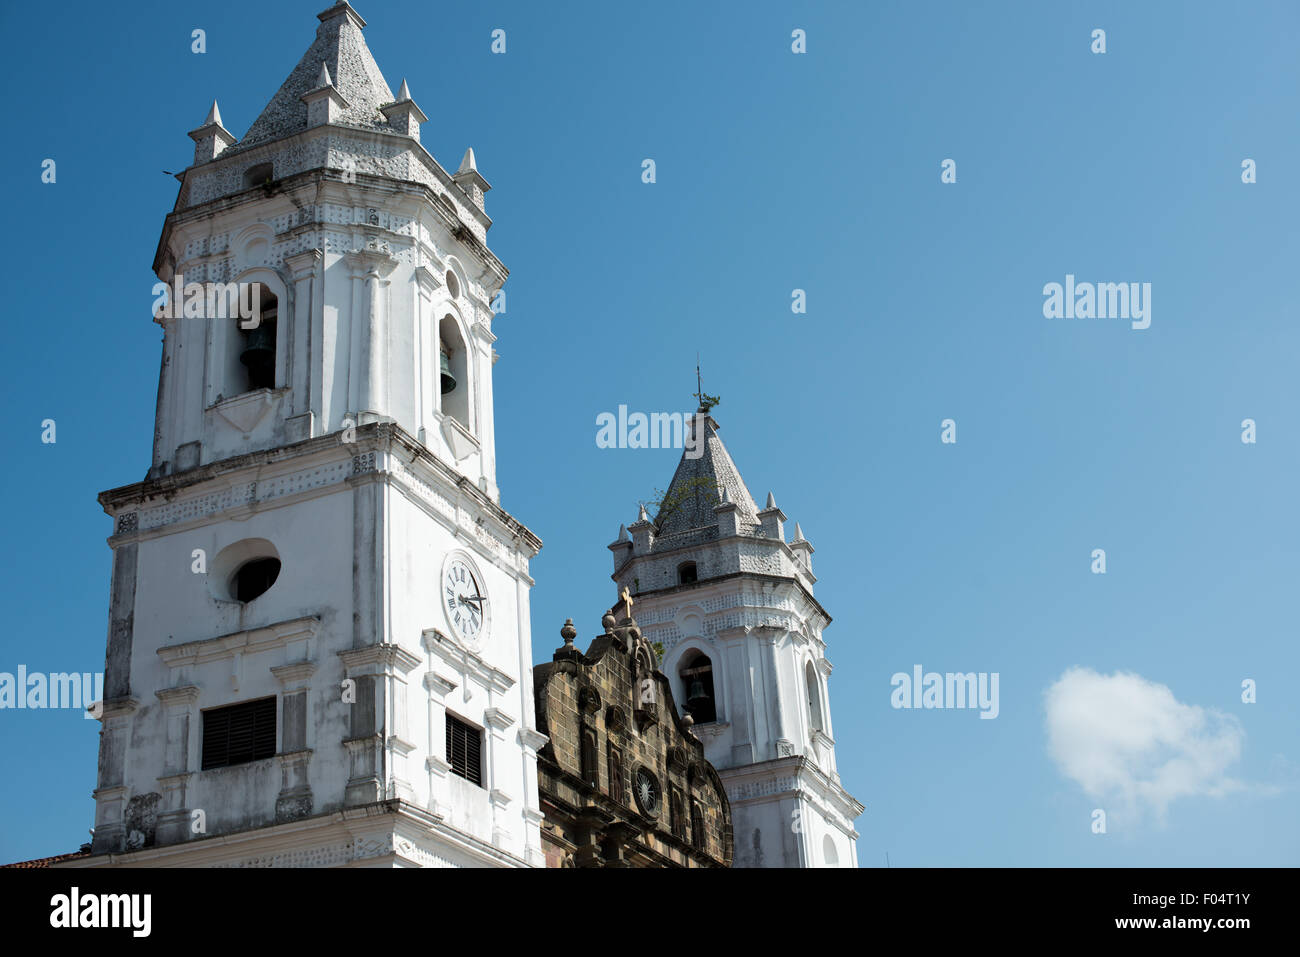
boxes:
[1044,667,1245,819]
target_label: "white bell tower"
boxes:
[608,408,863,867]
[78,1,548,868]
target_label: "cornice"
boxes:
[157,617,320,669]
[99,422,541,557]
[160,153,506,286]
[338,642,422,676]
[518,727,549,753]
[482,707,516,731]
[422,628,516,693]
[271,660,319,687]
[155,685,201,707]
[614,570,832,630]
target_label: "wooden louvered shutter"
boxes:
[202,697,278,770]
[446,714,482,786]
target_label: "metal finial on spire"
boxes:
[693,354,720,413]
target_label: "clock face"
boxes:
[443,556,488,643]
[634,768,660,815]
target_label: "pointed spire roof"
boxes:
[653,413,760,541]
[458,147,478,174]
[396,77,411,101]
[204,100,224,128]
[237,2,394,151]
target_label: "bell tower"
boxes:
[81,2,548,868]
[608,407,864,867]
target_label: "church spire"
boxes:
[237,1,394,151]
[652,409,759,540]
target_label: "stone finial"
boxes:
[188,100,237,165]
[608,523,634,574]
[714,484,739,537]
[302,63,350,127]
[757,490,786,540]
[453,146,491,212]
[790,522,815,574]
[560,618,577,649]
[629,504,655,554]
[602,612,617,634]
[380,79,427,140]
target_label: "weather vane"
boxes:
[693,354,720,412]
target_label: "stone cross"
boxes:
[620,586,634,615]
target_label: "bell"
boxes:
[687,678,709,712]
[439,344,456,395]
[240,323,275,389]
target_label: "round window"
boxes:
[207,539,281,604]
[231,557,281,603]
[633,767,660,816]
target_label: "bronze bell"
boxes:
[687,678,709,712]
[439,344,456,394]
[240,323,275,389]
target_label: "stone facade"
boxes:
[533,602,733,867]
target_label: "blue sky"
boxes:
[2,0,1297,866]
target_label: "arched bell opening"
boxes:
[805,660,825,734]
[438,314,470,431]
[238,284,278,392]
[679,651,717,724]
